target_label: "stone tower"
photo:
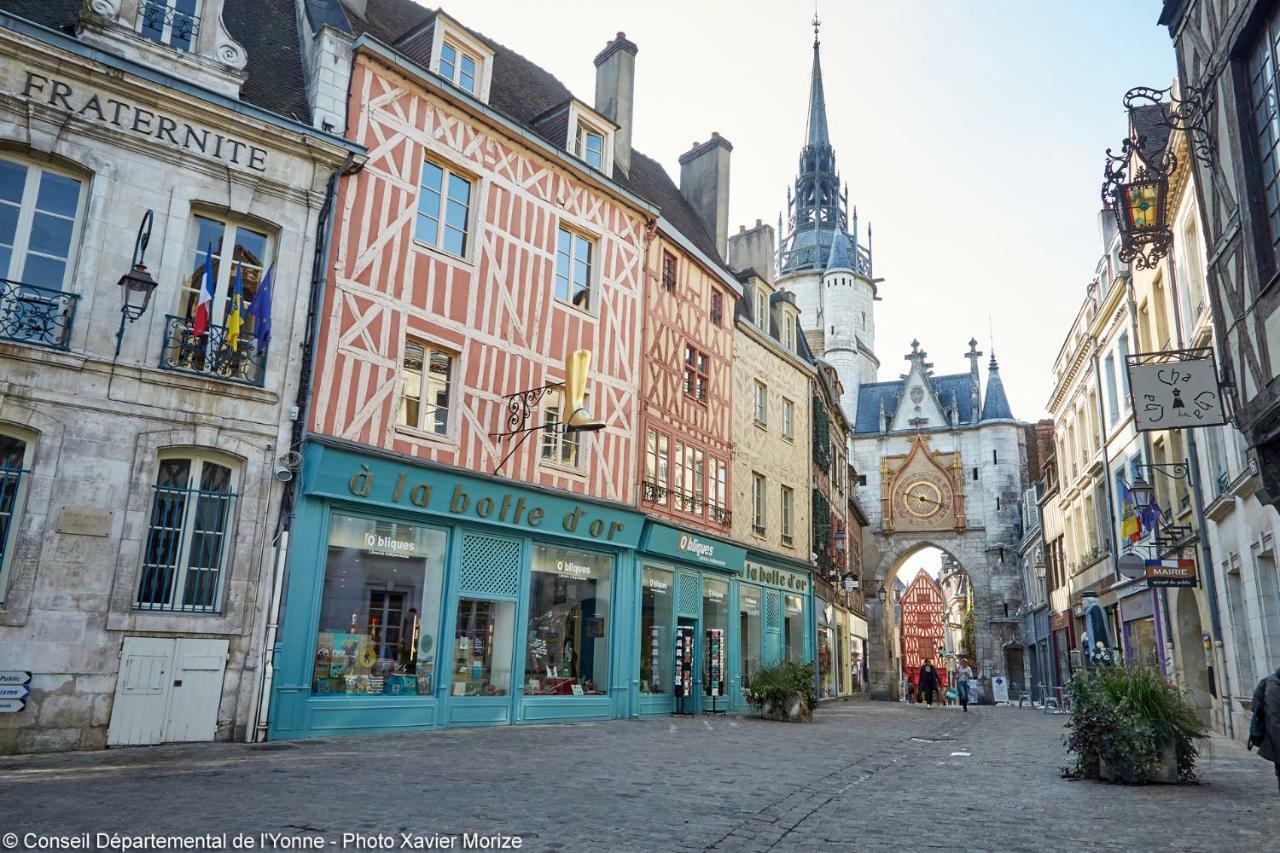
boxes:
[776,18,880,426]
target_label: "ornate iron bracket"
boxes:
[1123,82,1215,169]
[489,382,566,475]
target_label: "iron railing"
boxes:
[159,314,267,386]
[140,0,201,48]
[136,483,237,613]
[0,279,79,350]
[640,479,730,527]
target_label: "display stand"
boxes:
[703,628,725,715]
[702,692,725,716]
[672,626,695,717]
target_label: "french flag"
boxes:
[191,243,215,336]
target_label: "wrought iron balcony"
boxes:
[641,479,731,528]
[159,314,266,387]
[141,0,202,48]
[708,504,731,528]
[0,279,80,350]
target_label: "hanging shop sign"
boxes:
[640,522,746,570]
[706,629,725,698]
[741,561,810,593]
[309,443,644,548]
[1126,349,1227,430]
[674,626,695,698]
[1144,558,1197,588]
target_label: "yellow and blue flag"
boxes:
[226,263,244,351]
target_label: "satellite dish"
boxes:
[1117,551,1146,580]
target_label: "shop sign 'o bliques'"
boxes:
[677,534,716,560]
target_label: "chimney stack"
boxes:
[727,220,775,284]
[594,32,638,176]
[679,132,733,258]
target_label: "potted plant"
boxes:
[1063,664,1207,784]
[744,661,816,722]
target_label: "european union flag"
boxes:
[249,264,273,351]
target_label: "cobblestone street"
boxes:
[0,701,1275,852]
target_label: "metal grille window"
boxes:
[662,251,677,291]
[138,0,201,52]
[683,344,709,402]
[710,291,723,326]
[398,339,454,435]
[439,40,479,94]
[1249,11,1280,261]
[415,160,472,258]
[0,433,31,606]
[555,226,594,310]
[137,456,237,613]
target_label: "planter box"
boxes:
[754,691,813,723]
[1098,740,1178,784]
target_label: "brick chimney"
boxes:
[594,32,637,177]
[679,132,733,258]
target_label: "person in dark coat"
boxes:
[1248,665,1280,794]
[918,659,941,707]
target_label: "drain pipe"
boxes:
[251,150,357,741]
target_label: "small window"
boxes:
[0,432,33,606]
[709,458,729,526]
[540,389,582,468]
[415,159,473,258]
[754,380,768,427]
[780,485,794,545]
[755,288,769,331]
[576,122,605,170]
[683,344,709,403]
[137,455,238,613]
[752,472,766,536]
[555,226,594,310]
[644,427,670,506]
[993,450,999,464]
[782,398,795,441]
[661,251,677,292]
[138,0,200,52]
[710,292,723,326]
[780,318,795,352]
[972,467,978,481]
[398,340,454,436]
[996,496,1002,512]
[439,40,480,94]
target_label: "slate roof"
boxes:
[1,0,314,123]
[980,355,1015,421]
[342,0,732,273]
[825,229,853,272]
[853,373,977,435]
[1130,103,1172,167]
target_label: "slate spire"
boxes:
[805,15,831,150]
[980,353,1014,421]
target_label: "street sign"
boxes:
[1118,551,1147,579]
[1145,558,1197,588]
[1127,349,1227,431]
[0,671,32,686]
[0,684,30,700]
[0,699,26,714]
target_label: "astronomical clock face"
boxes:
[893,472,953,528]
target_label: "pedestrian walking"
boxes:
[1247,664,1280,794]
[956,657,975,712]
[919,659,940,707]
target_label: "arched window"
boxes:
[0,430,33,605]
[136,453,238,613]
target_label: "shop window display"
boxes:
[739,586,762,691]
[639,567,674,694]
[702,578,728,695]
[525,545,612,696]
[452,599,515,696]
[312,514,447,696]
[818,625,835,698]
[784,594,805,663]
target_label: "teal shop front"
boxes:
[634,523,747,716]
[268,441,645,740]
[738,555,814,707]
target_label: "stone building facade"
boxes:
[0,0,355,752]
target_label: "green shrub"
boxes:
[1063,664,1207,783]
[744,661,816,712]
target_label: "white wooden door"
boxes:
[106,637,228,747]
[107,637,175,747]
[162,638,228,743]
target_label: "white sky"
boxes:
[449,0,1176,418]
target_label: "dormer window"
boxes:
[138,0,201,52]
[439,40,479,94]
[577,123,605,169]
[754,286,770,333]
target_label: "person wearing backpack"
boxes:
[1248,665,1280,794]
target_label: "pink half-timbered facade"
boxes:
[312,52,648,504]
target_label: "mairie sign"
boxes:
[1144,559,1197,588]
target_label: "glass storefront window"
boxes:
[702,577,729,696]
[640,567,674,694]
[739,585,762,691]
[312,514,447,697]
[818,625,835,698]
[452,599,515,696]
[525,545,612,696]
[784,594,805,663]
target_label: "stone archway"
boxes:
[862,532,1021,699]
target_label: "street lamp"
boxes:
[839,572,859,594]
[114,210,160,357]
[876,583,887,604]
[1127,461,1193,550]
